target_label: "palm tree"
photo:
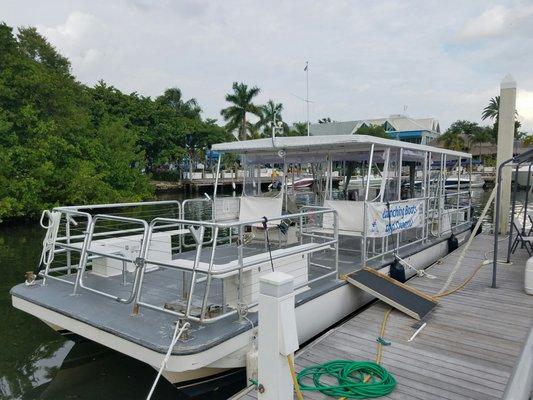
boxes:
[288,122,308,136]
[156,88,201,119]
[246,121,263,139]
[482,96,522,139]
[257,100,288,136]
[481,96,500,121]
[220,82,261,140]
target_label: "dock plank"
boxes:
[233,233,533,399]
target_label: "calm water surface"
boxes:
[0,188,496,399]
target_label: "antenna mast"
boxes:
[305,61,310,136]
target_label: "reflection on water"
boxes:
[0,187,501,399]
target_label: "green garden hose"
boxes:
[296,360,396,399]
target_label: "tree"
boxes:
[155,87,201,119]
[523,135,533,147]
[354,124,389,139]
[288,122,308,136]
[256,100,288,136]
[183,119,233,179]
[220,82,261,140]
[470,126,493,157]
[481,96,500,122]
[0,23,152,222]
[318,117,333,124]
[482,95,523,139]
[438,130,465,151]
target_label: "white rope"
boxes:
[394,253,436,279]
[437,184,497,295]
[146,321,190,400]
[39,210,62,267]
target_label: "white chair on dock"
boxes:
[511,220,533,255]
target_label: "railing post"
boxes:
[258,271,299,400]
[185,225,205,318]
[72,219,96,295]
[237,224,244,315]
[65,217,72,275]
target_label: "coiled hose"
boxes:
[296,360,395,399]
[296,309,395,399]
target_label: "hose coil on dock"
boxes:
[296,360,396,399]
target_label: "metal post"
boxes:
[363,145,375,264]
[468,158,472,224]
[306,61,310,136]
[334,211,339,278]
[364,144,375,201]
[73,221,96,295]
[493,163,505,288]
[439,154,446,236]
[421,151,428,241]
[507,164,520,262]
[186,226,205,317]
[65,219,71,275]
[396,148,403,249]
[456,156,461,228]
[237,224,244,312]
[213,156,221,200]
[426,152,432,240]
[523,164,532,234]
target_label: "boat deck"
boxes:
[234,233,533,399]
[9,229,457,357]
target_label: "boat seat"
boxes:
[239,196,283,228]
[314,200,364,237]
[158,241,332,279]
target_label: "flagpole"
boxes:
[305,61,310,136]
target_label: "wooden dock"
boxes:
[234,233,533,399]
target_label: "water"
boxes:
[0,188,497,399]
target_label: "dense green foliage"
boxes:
[0,23,231,222]
[355,124,389,138]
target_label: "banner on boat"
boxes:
[365,200,424,238]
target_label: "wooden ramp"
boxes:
[344,267,437,320]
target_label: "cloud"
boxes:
[1,0,532,132]
[457,3,533,42]
[458,6,509,41]
[517,89,533,129]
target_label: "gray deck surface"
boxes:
[234,234,533,400]
[10,227,465,358]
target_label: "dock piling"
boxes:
[258,271,299,400]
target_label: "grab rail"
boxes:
[132,208,339,323]
[73,214,150,304]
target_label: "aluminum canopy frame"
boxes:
[212,134,471,159]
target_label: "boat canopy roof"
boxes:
[212,134,471,159]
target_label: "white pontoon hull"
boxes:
[12,231,464,385]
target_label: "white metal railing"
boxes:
[37,201,339,325]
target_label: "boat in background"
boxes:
[445,173,485,189]
[513,166,533,188]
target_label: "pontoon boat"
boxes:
[11,135,474,392]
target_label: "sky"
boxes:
[3,0,533,132]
